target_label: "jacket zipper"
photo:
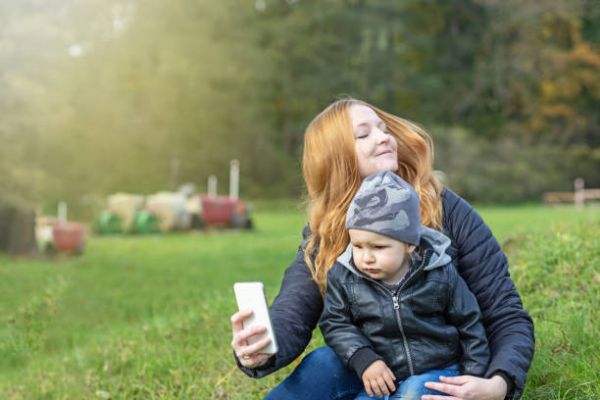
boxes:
[392,295,415,375]
[389,252,434,376]
[354,249,434,378]
[370,251,432,377]
[371,279,417,377]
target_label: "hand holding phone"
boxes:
[233,282,278,354]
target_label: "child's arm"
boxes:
[445,265,491,376]
[318,266,384,378]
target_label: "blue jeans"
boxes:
[354,364,460,400]
[264,346,362,400]
[264,346,458,400]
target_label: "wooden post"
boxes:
[574,178,585,209]
[230,159,239,200]
[58,201,68,222]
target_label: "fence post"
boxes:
[58,201,68,221]
[574,178,585,209]
[230,159,239,200]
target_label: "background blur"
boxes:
[2,2,600,399]
[2,0,599,215]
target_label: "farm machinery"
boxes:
[95,160,252,234]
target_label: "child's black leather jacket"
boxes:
[319,227,490,380]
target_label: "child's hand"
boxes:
[361,360,396,397]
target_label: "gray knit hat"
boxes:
[346,172,421,245]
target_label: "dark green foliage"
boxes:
[0,0,599,208]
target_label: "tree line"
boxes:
[1,0,599,215]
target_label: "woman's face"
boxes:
[349,104,398,178]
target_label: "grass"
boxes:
[0,203,599,399]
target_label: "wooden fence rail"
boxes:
[543,188,600,206]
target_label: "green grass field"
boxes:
[1,204,599,399]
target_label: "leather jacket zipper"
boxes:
[392,294,415,376]
[371,281,417,377]
[388,253,432,377]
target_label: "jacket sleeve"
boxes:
[442,189,534,399]
[445,265,490,376]
[235,226,324,378]
[319,267,382,377]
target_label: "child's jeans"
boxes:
[354,364,461,400]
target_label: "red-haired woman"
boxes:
[231,99,534,400]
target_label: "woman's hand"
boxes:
[421,374,507,400]
[230,309,274,368]
[361,360,397,398]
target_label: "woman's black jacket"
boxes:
[236,188,534,399]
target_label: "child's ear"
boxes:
[407,244,416,254]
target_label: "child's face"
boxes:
[349,229,411,284]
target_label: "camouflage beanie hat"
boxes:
[346,171,421,245]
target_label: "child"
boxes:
[319,172,490,400]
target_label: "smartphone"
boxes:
[233,282,278,354]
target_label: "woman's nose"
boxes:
[375,128,390,144]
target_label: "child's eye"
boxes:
[374,245,388,250]
[353,244,363,249]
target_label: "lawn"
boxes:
[0,203,599,399]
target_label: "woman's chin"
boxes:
[376,163,398,174]
[360,162,398,178]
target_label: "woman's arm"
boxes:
[441,188,534,399]
[234,226,324,378]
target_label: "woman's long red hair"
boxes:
[302,99,443,294]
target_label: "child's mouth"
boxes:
[364,268,380,274]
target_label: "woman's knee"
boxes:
[297,347,361,396]
[264,346,361,399]
[302,346,346,370]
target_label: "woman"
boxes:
[230,98,534,399]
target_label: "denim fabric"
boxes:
[354,364,460,400]
[264,346,362,400]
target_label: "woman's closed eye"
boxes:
[355,127,370,139]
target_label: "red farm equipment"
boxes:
[36,202,86,255]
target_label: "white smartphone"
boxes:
[233,282,278,354]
